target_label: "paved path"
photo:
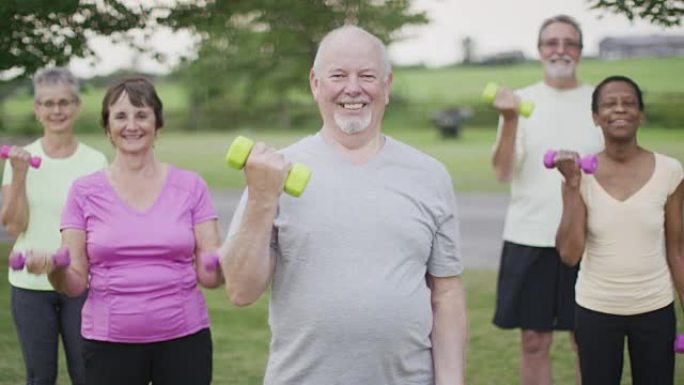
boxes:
[1,190,509,270]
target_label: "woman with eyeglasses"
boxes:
[555,75,684,385]
[1,67,108,384]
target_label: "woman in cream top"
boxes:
[554,75,684,385]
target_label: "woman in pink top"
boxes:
[25,77,224,385]
[554,76,684,385]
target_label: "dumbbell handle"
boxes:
[482,82,535,118]
[226,136,311,197]
[200,251,220,272]
[0,145,42,169]
[543,150,597,174]
[9,248,71,271]
[675,334,684,353]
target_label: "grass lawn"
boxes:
[1,242,683,384]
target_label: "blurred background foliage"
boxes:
[1,0,683,136]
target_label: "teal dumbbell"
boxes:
[226,136,311,197]
[482,82,535,118]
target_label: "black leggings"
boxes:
[575,303,675,385]
[83,328,212,385]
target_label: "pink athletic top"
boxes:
[61,166,217,343]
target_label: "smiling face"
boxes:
[538,21,582,83]
[34,83,81,134]
[310,29,392,136]
[593,80,644,143]
[106,91,158,155]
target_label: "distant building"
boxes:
[599,35,684,59]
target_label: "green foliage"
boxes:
[0,0,150,82]
[162,0,428,129]
[588,0,684,27]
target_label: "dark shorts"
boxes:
[492,241,578,331]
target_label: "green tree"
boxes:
[588,0,684,27]
[163,0,428,129]
[0,0,152,81]
[0,0,157,131]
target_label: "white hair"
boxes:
[33,67,80,100]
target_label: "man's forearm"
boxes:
[431,277,467,385]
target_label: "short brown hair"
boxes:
[101,77,164,132]
[537,14,583,51]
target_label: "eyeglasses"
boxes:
[539,39,582,51]
[37,98,78,109]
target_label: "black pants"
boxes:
[11,286,86,385]
[493,241,577,331]
[83,328,212,385]
[575,303,675,385]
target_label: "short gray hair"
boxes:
[33,67,80,100]
[537,14,583,50]
[312,25,392,79]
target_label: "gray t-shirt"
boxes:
[228,133,463,385]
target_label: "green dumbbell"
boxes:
[482,82,535,118]
[225,136,311,197]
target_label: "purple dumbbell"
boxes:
[200,251,220,272]
[0,145,42,169]
[9,248,71,271]
[543,149,597,174]
[675,334,684,353]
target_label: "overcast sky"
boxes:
[69,0,684,77]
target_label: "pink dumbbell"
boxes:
[0,145,41,169]
[200,251,220,272]
[543,149,597,174]
[9,248,71,271]
[675,334,684,353]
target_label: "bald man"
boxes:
[219,25,467,385]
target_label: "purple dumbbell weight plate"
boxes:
[52,248,71,267]
[201,251,220,272]
[675,334,684,353]
[0,144,42,168]
[9,252,26,270]
[543,150,597,174]
[8,248,70,270]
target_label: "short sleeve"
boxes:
[579,173,591,204]
[224,189,279,259]
[60,182,87,231]
[191,176,218,225]
[668,158,684,195]
[97,153,109,169]
[2,160,12,186]
[427,169,463,277]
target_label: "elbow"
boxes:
[3,222,25,238]
[557,246,580,267]
[495,170,511,184]
[492,160,512,183]
[64,286,87,298]
[1,216,27,238]
[54,282,87,298]
[1,213,22,237]
[4,226,22,238]
[225,285,259,307]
